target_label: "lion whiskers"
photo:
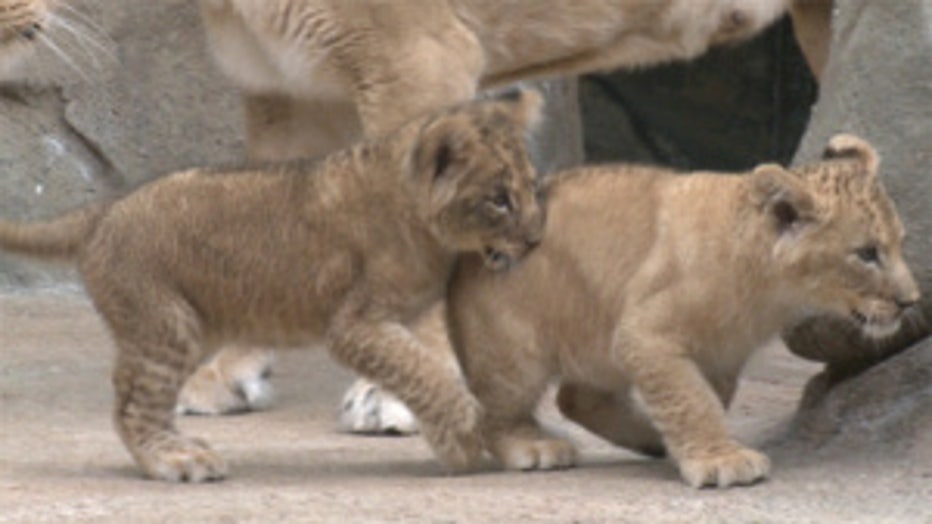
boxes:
[46,12,116,69]
[35,31,87,81]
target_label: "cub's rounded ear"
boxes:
[504,87,544,132]
[822,134,880,176]
[410,117,470,182]
[751,163,816,233]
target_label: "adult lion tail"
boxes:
[0,203,107,261]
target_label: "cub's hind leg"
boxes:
[472,360,577,471]
[556,383,665,458]
[451,315,576,471]
[105,294,227,482]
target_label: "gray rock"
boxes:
[782,0,932,450]
[0,0,242,289]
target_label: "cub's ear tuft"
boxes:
[822,134,880,176]
[505,87,544,132]
[751,163,816,234]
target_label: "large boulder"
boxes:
[782,0,932,453]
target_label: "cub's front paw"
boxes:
[419,394,485,472]
[134,433,228,483]
[338,379,420,435]
[678,446,770,488]
[496,437,578,471]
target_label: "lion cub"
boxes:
[446,135,920,488]
[0,92,546,482]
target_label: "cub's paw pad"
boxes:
[176,359,273,416]
[138,435,228,482]
[679,446,770,488]
[338,379,419,435]
[499,438,578,471]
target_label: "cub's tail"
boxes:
[0,203,107,261]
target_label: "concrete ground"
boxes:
[1,291,930,523]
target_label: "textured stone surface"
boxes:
[781,0,932,453]
[0,0,242,288]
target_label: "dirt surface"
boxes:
[2,291,930,523]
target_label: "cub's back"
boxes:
[448,165,671,356]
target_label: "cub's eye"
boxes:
[855,245,881,265]
[488,191,513,213]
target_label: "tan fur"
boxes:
[789,0,832,80]
[198,0,791,159]
[445,134,920,488]
[0,93,547,481]
[0,0,48,79]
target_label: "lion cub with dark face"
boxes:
[0,92,546,482]
[446,135,920,488]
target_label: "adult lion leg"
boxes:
[556,383,666,458]
[347,22,483,136]
[789,0,833,80]
[243,93,363,160]
[620,333,769,488]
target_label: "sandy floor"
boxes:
[1,291,930,523]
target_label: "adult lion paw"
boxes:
[338,379,419,435]
[678,446,770,488]
[176,350,274,415]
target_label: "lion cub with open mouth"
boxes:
[0,91,546,482]
[446,134,920,488]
